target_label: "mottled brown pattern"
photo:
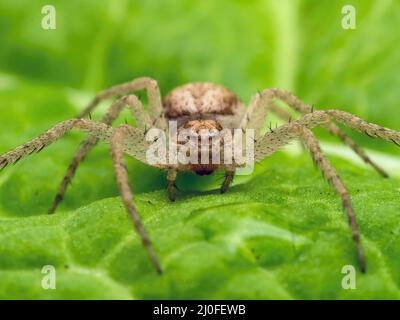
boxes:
[163,82,241,118]
[182,119,223,131]
[177,119,224,176]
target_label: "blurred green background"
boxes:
[0,0,400,299]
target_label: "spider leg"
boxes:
[240,91,270,137]
[167,169,177,201]
[244,89,389,177]
[47,136,97,214]
[324,122,388,177]
[254,110,400,271]
[48,95,152,214]
[255,110,400,160]
[220,168,235,194]
[0,119,112,170]
[301,127,365,272]
[77,77,166,130]
[110,124,162,274]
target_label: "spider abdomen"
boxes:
[163,82,242,118]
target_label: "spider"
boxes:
[1,77,399,274]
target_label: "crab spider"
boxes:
[1,77,399,274]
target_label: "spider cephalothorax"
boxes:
[1,77,400,274]
[178,119,223,176]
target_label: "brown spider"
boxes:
[1,77,399,274]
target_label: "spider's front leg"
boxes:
[254,110,400,272]
[220,167,235,194]
[110,124,162,274]
[48,78,167,213]
[301,127,365,272]
[48,95,152,214]
[0,119,112,170]
[243,89,389,177]
[167,169,177,201]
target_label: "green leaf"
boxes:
[1,150,400,299]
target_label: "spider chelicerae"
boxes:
[1,77,399,274]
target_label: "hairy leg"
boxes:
[0,119,112,170]
[47,136,97,214]
[110,125,162,274]
[220,168,235,194]
[254,110,400,271]
[167,169,177,201]
[77,77,166,129]
[255,110,400,160]
[301,127,365,272]
[244,89,388,177]
[48,95,151,213]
